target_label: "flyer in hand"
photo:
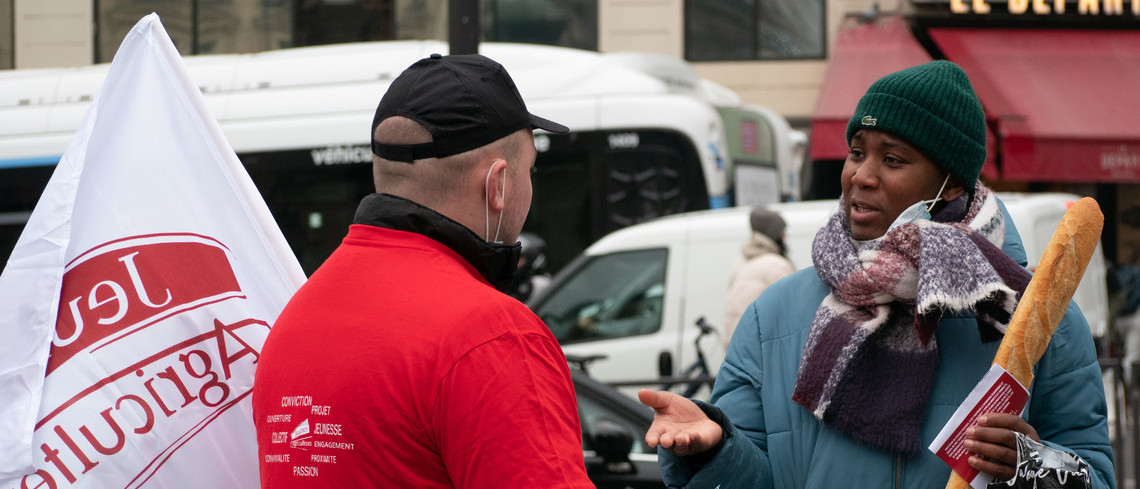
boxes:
[929,363,1030,489]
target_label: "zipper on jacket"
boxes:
[894,453,903,489]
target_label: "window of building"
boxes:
[685,0,825,61]
[96,0,293,61]
[199,0,292,54]
[392,0,445,40]
[93,0,596,62]
[97,0,191,61]
[0,0,11,69]
[294,0,393,47]
[481,0,597,51]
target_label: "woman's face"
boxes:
[841,130,962,241]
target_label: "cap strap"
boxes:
[371,140,439,163]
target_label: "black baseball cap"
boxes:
[371,53,569,163]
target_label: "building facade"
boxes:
[2,0,871,122]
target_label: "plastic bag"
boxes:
[987,432,1090,489]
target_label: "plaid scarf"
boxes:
[791,184,1031,453]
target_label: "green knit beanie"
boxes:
[845,60,987,189]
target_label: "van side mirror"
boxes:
[658,351,673,377]
[590,419,636,474]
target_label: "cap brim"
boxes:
[530,114,569,134]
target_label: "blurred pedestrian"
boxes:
[1111,264,1140,384]
[723,207,795,347]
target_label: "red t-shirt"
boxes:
[254,225,592,488]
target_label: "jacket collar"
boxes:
[353,193,521,289]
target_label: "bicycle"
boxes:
[565,353,609,378]
[658,316,718,398]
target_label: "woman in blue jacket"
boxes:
[638,61,1115,488]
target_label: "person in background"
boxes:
[1110,264,1140,384]
[723,207,795,348]
[253,53,594,488]
[637,61,1114,488]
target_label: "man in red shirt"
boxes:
[253,53,593,488]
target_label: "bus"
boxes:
[0,41,805,275]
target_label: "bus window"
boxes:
[525,130,707,273]
[526,132,593,275]
[0,165,54,272]
[239,147,374,276]
[234,130,705,277]
[604,141,697,228]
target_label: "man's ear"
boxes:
[486,159,508,211]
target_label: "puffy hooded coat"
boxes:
[660,205,1115,489]
[724,232,795,347]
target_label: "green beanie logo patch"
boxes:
[861,115,878,126]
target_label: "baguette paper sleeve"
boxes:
[946,197,1103,489]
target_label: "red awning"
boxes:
[810,15,934,162]
[930,28,1140,183]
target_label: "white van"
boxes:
[529,193,1109,393]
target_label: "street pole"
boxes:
[191,0,199,54]
[448,0,480,55]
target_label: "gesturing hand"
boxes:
[637,389,724,457]
[964,413,1040,481]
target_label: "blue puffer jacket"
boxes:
[660,208,1116,489]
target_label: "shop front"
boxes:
[808,8,1140,267]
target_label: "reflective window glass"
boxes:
[685,0,825,61]
[685,0,755,61]
[533,248,668,343]
[294,0,394,47]
[759,0,824,58]
[481,0,597,51]
[96,0,294,61]
[524,130,706,274]
[198,0,293,54]
[392,0,445,41]
[97,0,192,62]
[0,166,54,274]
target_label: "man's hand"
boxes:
[964,413,1040,481]
[637,389,723,457]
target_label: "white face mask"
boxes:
[886,173,951,233]
[484,163,506,244]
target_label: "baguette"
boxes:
[946,197,1103,489]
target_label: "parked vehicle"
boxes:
[572,366,663,488]
[531,193,1110,393]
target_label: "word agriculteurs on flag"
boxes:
[0,14,306,489]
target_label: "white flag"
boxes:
[0,14,306,487]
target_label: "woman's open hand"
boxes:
[637,389,724,457]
